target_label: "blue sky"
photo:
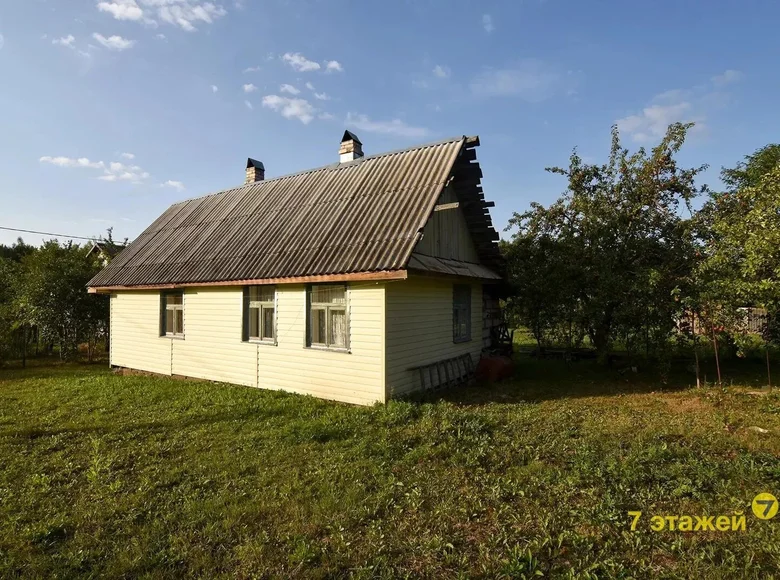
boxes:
[1,0,779,246]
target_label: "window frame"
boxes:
[452,284,472,343]
[243,285,277,345]
[161,291,185,338]
[306,283,350,352]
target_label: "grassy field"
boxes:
[1,359,779,578]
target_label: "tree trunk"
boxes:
[712,325,722,386]
[767,348,772,389]
[22,325,27,369]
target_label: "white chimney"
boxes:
[339,131,363,163]
[245,158,265,184]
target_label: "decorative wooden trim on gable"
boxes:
[88,269,408,293]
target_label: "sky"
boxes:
[1,0,779,246]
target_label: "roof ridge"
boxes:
[170,135,466,207]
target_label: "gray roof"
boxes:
[88,135,500,288]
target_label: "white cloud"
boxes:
[53,35,76,48]
[163,180,185,191]
[433,64,450,79]
[97,0,227,32]
[40,155,151,183]
[92,33,136,51]
[0,35,4,50]
[40,156,105,169]
[243,83,258,93]
[712,69,743,87]
[470,60,564,101]
[482,14,494,33]
[281,52,320,72]
[244,100,253,110]
[97,0,144,21]
[262,95,315,124]
[318,112,335,120]
[346,113,430,139]
[120,152,135,160]
[313,92,329,101]
[616,102,696,143]
[280,84,300,95]
[156,33,167,40]
[305,82,315,91]
[211,84,219,93]
[325,60,343,73]
[243,65,261,73]
[614,75,741,143]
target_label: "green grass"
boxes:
[1,360,779,578]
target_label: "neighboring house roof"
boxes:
[87,241,126,260]
[88,135,500,290]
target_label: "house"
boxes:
[86,240,126,266]
[87,132,504,405]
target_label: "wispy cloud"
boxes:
[482,14,494,33]
[470,59,567,101]
[96,0,227,31]
[120,152,135,160]
[280,84,300,95]
[52,35,76,48]
[92,33,136,51]
[262,95,315,124]
[305,82,315,91]
[0,34,4,50]
[325,60,343,73]
[243,65,261,73]
[346,113,431,139]
[211,84,219,93]
[244,100,253,110]
[40,156,105,170]
[318,112,335,121]
[40,154,151,183]
[314,92,329,101]
[432,64,450,79]
[712,69,743,87]
[97,0,144,21]
[616,70,743,142]
[243,83,258,93]
[281,52,320,72]
[162,180,185,191]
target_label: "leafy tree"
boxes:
[17,241,108,361]
[505,123,707,364]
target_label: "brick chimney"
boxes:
[245,158,265,184]
[339,131,363,163]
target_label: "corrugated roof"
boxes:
[89,136,471,288]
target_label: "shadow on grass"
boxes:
[3,407,284,441]
[413,355,774,406]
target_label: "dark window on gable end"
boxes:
[453,284,471,343]
[161,291,184,337]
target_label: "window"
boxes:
[244,286,276,342]
[453,284,471,343]
[161,291,184,337]
[308,284,348,349]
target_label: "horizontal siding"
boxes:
[110,292,171,375]
[385,276,482,396]
[171,288,257,387]
[110,283,385,406]
[256,283,385,405]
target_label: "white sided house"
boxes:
[88,132,504,405]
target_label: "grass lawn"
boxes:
[1,359,779,578]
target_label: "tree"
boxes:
[504,123,707,364]
[17,241,108,361]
